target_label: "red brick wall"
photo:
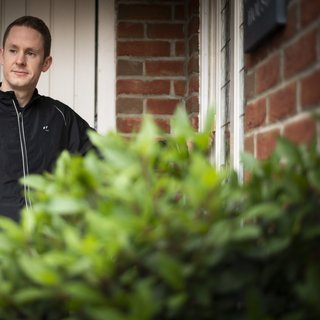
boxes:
[116,0,199,135]
[244,0,320,160]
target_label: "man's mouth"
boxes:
[12,70,28,76]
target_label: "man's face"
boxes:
[0,25,51,92]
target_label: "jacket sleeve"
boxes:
[66,108,95,156]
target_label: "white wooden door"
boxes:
[0,0,96,127]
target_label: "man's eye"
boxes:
[26,51,35,56]
[9,49,17,53]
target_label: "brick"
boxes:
[284,116,316,144]
[188,34,199,54]
[117,22,144,39]
[117,117,142,134]
[244,98,266,131]
[256,129,280,160]
[118,4,172,21]
[146,98,181,114]
[285,3,298,36]
[174,80,186,96]
[174,4,185,20]
[117,60,143,76]
[244,54,255,70]
[301,0,320,26]
[147,23,184,39]
[188,16,199,36]
[269,82,296,122]
[145,60,185,76]
[117,79,170,95]
[189,0,199,16]
[245,72,255,101]
[188,55,199,74]
[186,95,199,113]
[244,135,254,154]
[188,73,199,94]
[284,30,317,79]
[116,98,143,114]
[175,41,185,56]
[256,54,280,94]
[244,45,269,69]
[301,69,320,109]
[190,114,199,130]
[154,118,171,133]
[117,41,170,57]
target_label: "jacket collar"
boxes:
[0,83,40,110]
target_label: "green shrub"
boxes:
[0,108,319,320]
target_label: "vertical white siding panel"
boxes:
[50,0,75,109]
[3,0,26,27]
[0,0,27,83]
[74,0,95,127]
[28,0,51,96]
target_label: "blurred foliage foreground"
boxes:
[0,108,319,320]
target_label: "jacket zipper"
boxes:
[12,99,32,211]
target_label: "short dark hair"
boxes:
[2,15,51,58]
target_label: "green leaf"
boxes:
[171,105,195,139]
[207,220,234,246]
[147,252,184,290]
[231,224,261,241]
[0,217,25,244]
[20,174,48,191]
[242,203,282,222]
[85,307,125,320]
[47,196,87,214]
[14,287,53,304]
[250,237,290,257]
[133,115,160,156]
[296,265,320,312]
[241,151,263,175]
[308,170,320,192]
[18,255,60,286]
[274,138,303,167]
[129,279,158,320]
[63,282,105,305]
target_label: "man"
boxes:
[0,16,94,221]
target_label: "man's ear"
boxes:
[42,55,52,72]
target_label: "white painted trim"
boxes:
[200,0,222,164]
[199,0,210,132]
[200,0,244,177]
[230,1,244,179]
[75,0,96,126]
[212,1,224,168]
[97,0,116,134]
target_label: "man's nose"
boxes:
[16,52,26,65]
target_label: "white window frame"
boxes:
[200,0,244,180]
[97,0,116,134]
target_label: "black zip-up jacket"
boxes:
[0,88,94,221]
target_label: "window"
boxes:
[200,0,244,180]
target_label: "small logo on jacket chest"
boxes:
[43,125,50,132]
